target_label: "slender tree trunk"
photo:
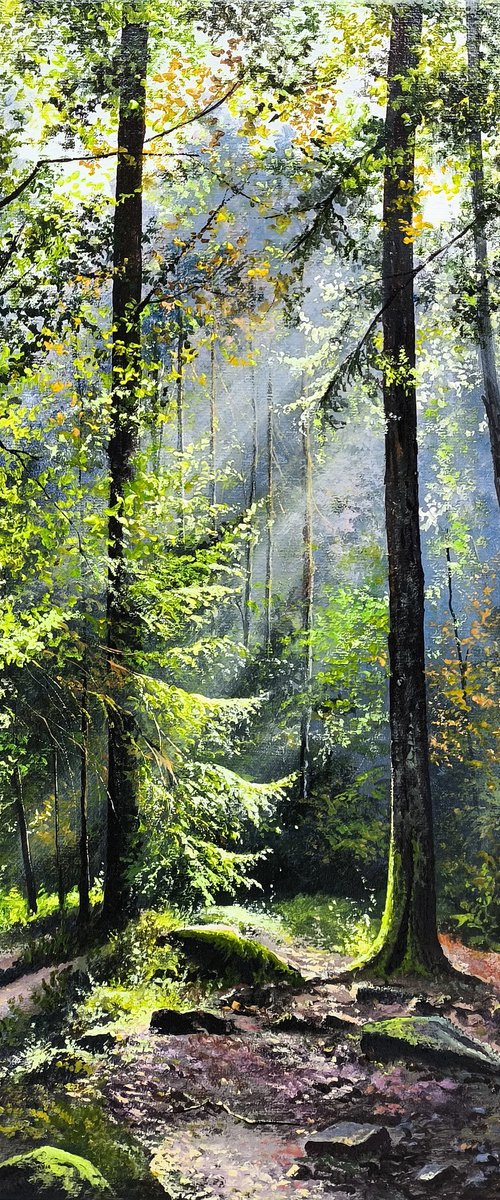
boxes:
[150,337,164,478]
[242,357,258,648]
[466,0,500,511]
[103,13,148,925]
[176,312,186,544]
[210,338,217,531]
[77,391,91,926]
[78,667,91,925]
[264,373,274,657]
[299,403,314,801]
[52,746,64,912]
[363,4,446,976]
[13,764,37,916]
[445,545,475,767]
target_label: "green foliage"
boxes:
[137,766,288,908]
[0,1145,111,1197]
[275,893,378,957]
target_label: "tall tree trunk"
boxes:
[466,0,500,511]
[78,667,91,925]
[103,13,148,925]
[299,403,314,801]
[77,390,91,926]
[264,373,274,657]
[176,311,186,544]
[52,746,64,912]
[364,4,446,976]
[242,357,258,648]
[210,337,217,531]
[13,764,37,916]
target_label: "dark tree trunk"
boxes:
[365,4,447,976]
[299,404,314,801]
[176,311,186,544]
[242,357,258,648]
[13,764,37,916]
[264,373,274,657]
[210,338,217,530]
[78,668,91,926]
[52,747,64,912]
[103,14,148,925]
[466,0,500,511]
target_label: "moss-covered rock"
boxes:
[0,1146,111,1199]
[169,925,304,986]
[361,1015,500,1075]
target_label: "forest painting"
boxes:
[0,1,499,1197]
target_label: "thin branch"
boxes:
[137,193,230,316]
[0,165,42,212]
[323,210,493,406]
[0,80,242,212]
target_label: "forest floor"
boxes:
[0,909,499,1200]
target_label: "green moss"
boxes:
[0,1145,111,1197]
[171,925,304,985]
[361,1015,500,1074]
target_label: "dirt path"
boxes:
[96,933,500,1200]
[0,960,76,1017]
[1,923,498,1198]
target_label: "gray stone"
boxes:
[323,1011,361,1032]
[305,1121,391,1159]
[355,985,410,1006]
[416,1161,458,1185]
[464,1171,489,1195]
[361,1016,500,1075]
[77,1029,118,1053]
[272,1011,323,1032]
[150,1007,231,1035]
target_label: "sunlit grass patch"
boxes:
[274,893,379,956]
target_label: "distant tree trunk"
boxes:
[362,4,447,976]
[264,373,274,657]
[210,338,217,531]
[103,13,148,925]
[176,311,186,544]
[150,335,165,478]
[52,746,64,912]
[13,764,37,916]
[242,357,258,648]
[466,0,500,511]
[445,544,475,768]
[299,403,314,801]
[78,667,91,926]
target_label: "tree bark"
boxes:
[78,667,91,925]
[103,13,148,925]
[210,337,217,530]
[13,764,37,916]
[242,356,258,648]
[363,4,447,976]
[264,373,274,657]
[176,311,186,544]
[465,0,500,512]
[299,403,314,801]
[52,746,64,912]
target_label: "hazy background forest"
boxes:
[1,3,500,1198]
[1,0,498,950]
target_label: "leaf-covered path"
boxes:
[0,920,499,1199]
[90,927,500,1200]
